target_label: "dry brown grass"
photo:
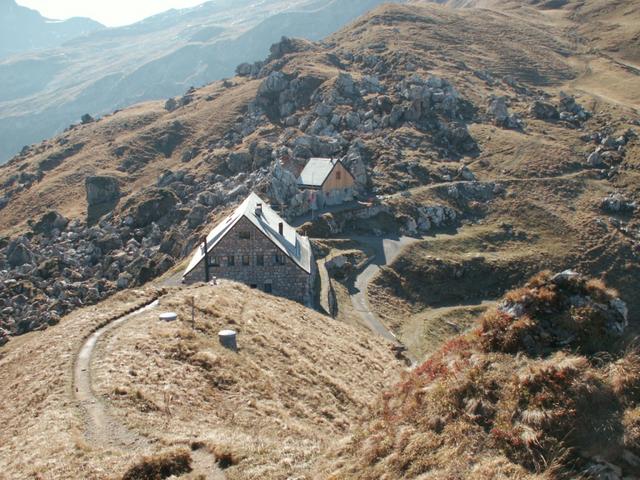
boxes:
[0,287,161,479]
[319,273,640,479]
[88,282,404,479]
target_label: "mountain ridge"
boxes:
[0,0,104,59]
[0,0,397,165]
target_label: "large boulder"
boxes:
[529,100,559,120]
[335,73,358,98]
[85,175,120,223]
[7,237,33,268]
[86,176,120,206]
[32,211,69,236]
[488,96,521,129]
[226,151,252,173]
[132,189,179,228]
[343,142,368,189]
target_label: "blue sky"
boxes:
[16,0,207,27]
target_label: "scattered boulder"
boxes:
[116,272,132,290]
[601,193,636,213]
[187,205,208,229]
[457,165,476,182]
[86,176,120,206]
[488,96,522,129]
[558,92,590,124]
[131,189,179,228]
[6,238,33,268]
[226,150,252,173]
[529,100,559,120]
[164,98,178,112]
[32,211,69,236]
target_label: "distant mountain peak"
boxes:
[0,0,104,60]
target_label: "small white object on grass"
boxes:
[159,312,178,322]
[219,329,238,352]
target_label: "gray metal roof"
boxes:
[297,157,338,187]
[183,192,312,278]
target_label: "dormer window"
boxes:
[336,170,342,180]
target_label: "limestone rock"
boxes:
[132,189,179,228]
[601,193,636,213]
[488,96,522,129]
[32,211,69,236]
[529,100,559,120]
[226,150,252,173]
[7,238,33,268]
[86,176,120,206]
[268,161,300,207]
[258,71,289,96]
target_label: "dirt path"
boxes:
[74,300,160,449]
[74,299,224,479]
[350,235,419,363]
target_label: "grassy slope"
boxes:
[319,272,640,479]
[0,282,403,478]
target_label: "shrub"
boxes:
[122,450,192,480]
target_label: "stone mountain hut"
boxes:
[297,158,356,207]
[183,192,315,305]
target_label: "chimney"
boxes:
[278,222,284,236]
[255,203,262,217]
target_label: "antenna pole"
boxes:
[202,236,210,283]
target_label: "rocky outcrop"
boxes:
[494,270,628,355]
[268,161,301,208]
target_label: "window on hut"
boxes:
[242,255,250,266]
[264,283,272,293]
[227,255,235,266]
[239,231,250,240]
[209,256,220,267]
[256,254,264,266]
[274,253,286,265]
